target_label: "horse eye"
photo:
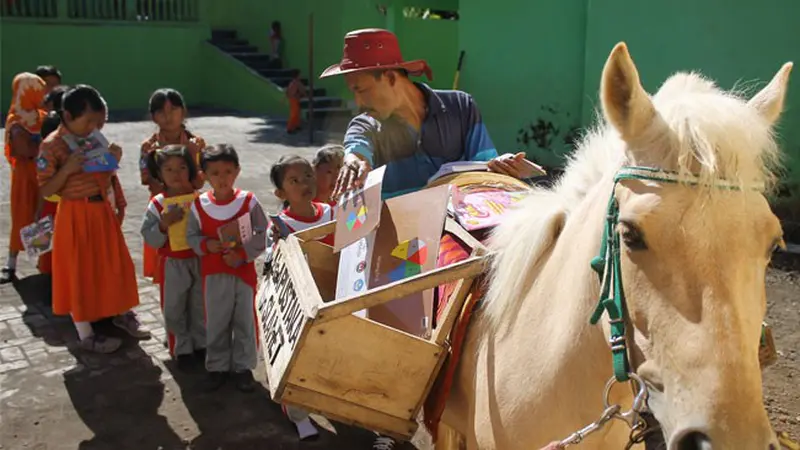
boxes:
[620,222,648,251]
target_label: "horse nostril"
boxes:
[677,431,712,450]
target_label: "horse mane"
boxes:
[482,71,781,330]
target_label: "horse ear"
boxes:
[600,42,657,142]
[748,62,793,125]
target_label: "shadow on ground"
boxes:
[10,272,380,449]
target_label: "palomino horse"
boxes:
[438,42,793,449]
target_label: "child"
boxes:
[37,84,148,353]
[43,85,69,112]
[269,21,283,67]
[186,144,268,392]
[312,144,344,206]
[140,145,205,369]
[2,72,48,284]
[34,111,64,276]
[270,155,334,245]
[285,70,306,134]
[140,88,207,283]
[268,154,340,441]
[34,65,62,94]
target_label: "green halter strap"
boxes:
[589,166,761,382]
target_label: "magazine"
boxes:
[62,130,119,173]
[20,216,54,260]
[450,186,531,231]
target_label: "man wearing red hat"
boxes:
[322,28,541,200]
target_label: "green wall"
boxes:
[458,0,588,167]
[221,0,459,100]
[0,19,208,111]
[199,43,287,114]
[580,0,800,201]
[389,13,459,91]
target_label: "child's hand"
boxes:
[223,250,243,268]
[116,207,125,224]
[206,239,223,254]
[270,222,282,242]
[159,207,184,229]
[63,152,86,175]
[108,143,123,162]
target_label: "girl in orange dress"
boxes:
[38,85,149,353]
[140,88,206,283]
[2,73,47,284]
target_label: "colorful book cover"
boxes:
[62,130,118,173]
[333,165,386,252]
[450,186,530,231]
[162,193,196,251]
[20,216,54,261]
[218,214,253,249]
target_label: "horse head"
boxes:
[600,43,792,449]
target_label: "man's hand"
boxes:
[332,154,370,200]
[206,239,223,254]
[223,250,243,268]
[540,443,563,450]
[487,152,544,180]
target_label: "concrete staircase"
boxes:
[208,29,353,131]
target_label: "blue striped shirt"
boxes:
[343,83,498,199]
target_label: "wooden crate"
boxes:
[256,219,488,440]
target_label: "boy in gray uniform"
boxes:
[186,144,268,392]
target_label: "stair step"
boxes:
[211,29,237,40]
[301,96,344,109]
[215,43,259,53]
[269,77,309,88]
[256,68,297,78]
[209,38,249,47]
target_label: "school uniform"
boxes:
[139,131,206,282]
[186,189,268,373]
[37,126,139,323]
[278,202,335,246]
[141,193,205,357]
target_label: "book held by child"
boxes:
[20,216,55,261]
[62,129,119,173]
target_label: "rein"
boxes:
[558,165,760,448]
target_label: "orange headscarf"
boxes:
[4,72,47,167]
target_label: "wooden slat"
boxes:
[316,255,488,324]
[283,384,419,440]
[444,217,486,253]
[294,220,336,242]
[431,276,476,346]
[289,313,441,419]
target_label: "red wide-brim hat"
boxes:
[320,28,433,80]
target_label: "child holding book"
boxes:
[186,144,268,392]
[312,144,344,206]
[140,145,205,369]
[2,73,47,284]
[140,88,206,283]
[37,85,148,353]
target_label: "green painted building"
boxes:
[2,0,799,206]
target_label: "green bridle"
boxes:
[589,166,763,382]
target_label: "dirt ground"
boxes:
[0,114,797,449]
